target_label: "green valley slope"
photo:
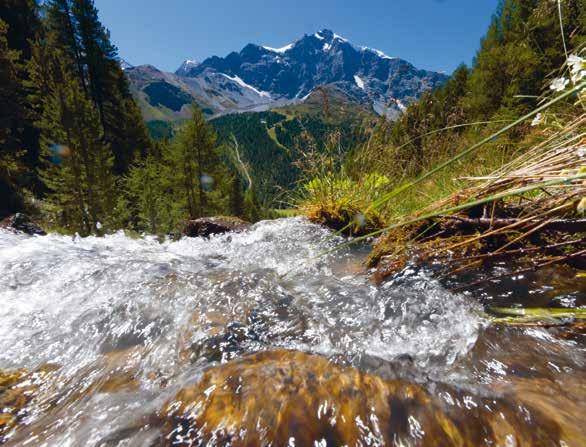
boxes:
[211,88,375,204]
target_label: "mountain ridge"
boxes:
[125,29,449,122]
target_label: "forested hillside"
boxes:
[350,0,585,182]
[0,0,246,234]
[212,93,374,203]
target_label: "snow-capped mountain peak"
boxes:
[176,59,200,76]
[314,29,347,42]
[129,29,448,120]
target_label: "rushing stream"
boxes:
[0,217,584,446]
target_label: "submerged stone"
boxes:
[0,367,56,444]
[160,349,570,446]
[0,370,28,443]
[178,301,308,364]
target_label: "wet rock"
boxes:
[177,281,309,365]
[93,347,146,394]
[177,310,244,364]
[178,304,308,364]
[182,217,250,238]
[0,367,56,443]
[0,213,46,236]
[0,369,29,443]
[160,350,566,446]
[0,351,158,446]
[187,321,255,363]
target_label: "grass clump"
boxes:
[299,172,389,235]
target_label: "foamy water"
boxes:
[5,218,581,445]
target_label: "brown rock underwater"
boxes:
[159,350,577,447]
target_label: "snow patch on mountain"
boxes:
[176,59,200,76]
[263,43,294,54]
[300,90,313,101]
[363,47,395,60]
[220,73,272,98]
[129,28,449,120]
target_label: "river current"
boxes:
[0,218,584,446]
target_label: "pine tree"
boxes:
[366,0,586,182]
[43,0,151,176]
[166,104,223,219]
[123,155,166,233]
[45,0,87,93]
[70,0,150,174]
[243,188,262,222]
[0,19,20,158]
[0,0,41,61]
[0,19,25,216]
[71,0,113,123]
[229,175,244,217]
[0,1,42,208]
[463,0,579,118]
[37,51,114,235]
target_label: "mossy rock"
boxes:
[305,206,384,236]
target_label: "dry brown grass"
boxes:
[372,113,586,285]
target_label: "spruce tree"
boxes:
[0,19,25,216]
[71,0,150,174]
[167,104,223,219]
[37,51,114,235]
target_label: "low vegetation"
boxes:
[295,0,586,292]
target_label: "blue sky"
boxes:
[94,0,499,74]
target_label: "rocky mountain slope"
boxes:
[125,29,448,122]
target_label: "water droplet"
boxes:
[200,174,214,191]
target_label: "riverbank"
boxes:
[301,109,586,295]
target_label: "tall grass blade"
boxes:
[321,172,586,256]
[366,82,585,213]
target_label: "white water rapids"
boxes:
[0,218,482,371]
[0,217,540,445]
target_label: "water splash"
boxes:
[0,217,581,446]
